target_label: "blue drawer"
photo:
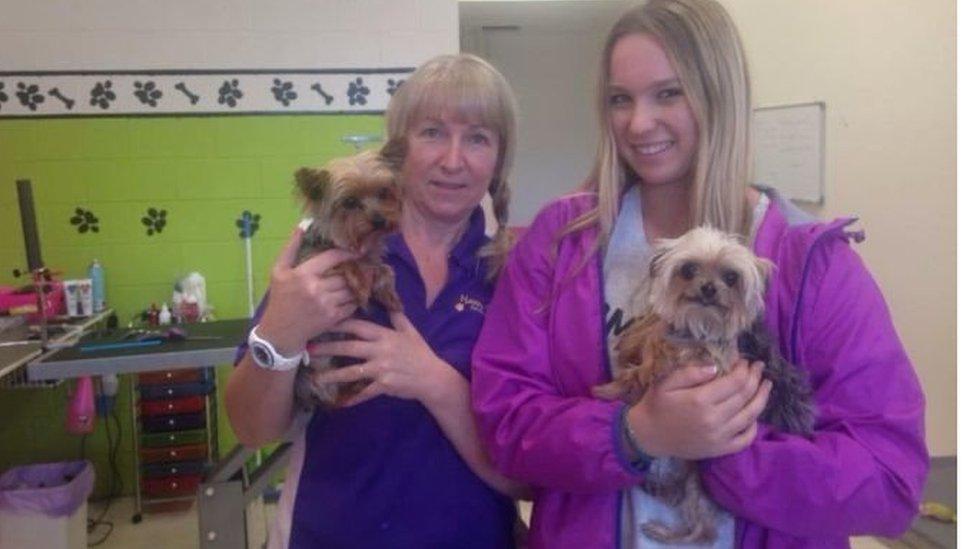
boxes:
[142,460,209,478]
[141,412,207,433]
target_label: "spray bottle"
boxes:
[88,259,105,312]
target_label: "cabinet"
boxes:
[130,367,217,522]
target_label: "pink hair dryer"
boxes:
[65,376,96,434]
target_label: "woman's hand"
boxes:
[627,358,772,460]
[256,228,360,356]
[309,311,456,408]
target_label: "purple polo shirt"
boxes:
[237,207,515,549]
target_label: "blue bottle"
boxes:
[88,259,105,312]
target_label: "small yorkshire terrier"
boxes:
[290,150,403,410]
[593,226,814,545]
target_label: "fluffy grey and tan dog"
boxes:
[290,150,403,409]
[592,226,814,545]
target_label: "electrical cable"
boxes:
[87,407,123,546]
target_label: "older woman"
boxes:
[226,53,524,548]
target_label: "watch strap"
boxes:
[247,326,308,371]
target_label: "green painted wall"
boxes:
[0,114,384,499]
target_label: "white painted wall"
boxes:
[0,0,458,69]
[727,0,955,457]
[461,1,624,225]
[463,0,955,456]
[469,27,602,224]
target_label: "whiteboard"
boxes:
[753,102,825,203]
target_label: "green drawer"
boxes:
[141,429,207,448]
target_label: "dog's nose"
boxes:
[700,282,716,299]
[370,215,386,229]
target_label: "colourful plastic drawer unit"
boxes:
[139,379,214,400]
[140,443,208,464]
[140,429,207,448]
[141,474,202,498]
[138,369,204,386]
[141,412,206,433]
[142,461,208,479]
[140,395,206,417]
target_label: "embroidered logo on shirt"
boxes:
[454,294,485,314]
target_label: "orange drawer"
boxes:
[141,474,202,498]
[138,369,202,386]
[139,443,208,464]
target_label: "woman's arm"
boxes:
[700,235,929,537]
[470,201,645,493]
[311,312,530,499]
[225,352,301,447]
[423,359,531,499]
[225,229,358,447]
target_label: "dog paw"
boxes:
[590,382,624,400]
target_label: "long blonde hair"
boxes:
[380,53,519,279]
[566,0,753,245]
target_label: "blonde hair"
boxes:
[380,53,519,280]
[566,0,753,245]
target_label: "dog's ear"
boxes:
[294,167,330,202]
[648,237,677,279]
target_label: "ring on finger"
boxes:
[358,365,366,378]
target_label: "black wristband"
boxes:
[622,405,656,473]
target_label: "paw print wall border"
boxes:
[0,68,412,118]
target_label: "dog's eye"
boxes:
[679,262,698,280]
[721,270,739,287]
[341,197,361,209]
[377,188,391,200]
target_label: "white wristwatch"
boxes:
[247,327,308,371]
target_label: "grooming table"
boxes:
[27,318,249,381]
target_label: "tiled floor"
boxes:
[88,495,272,548]
[87,497,200,548]
[89,496,892,549]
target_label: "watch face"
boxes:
[252,342,274,368]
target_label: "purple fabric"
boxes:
[470,192,928,548]
[0,460,94,517]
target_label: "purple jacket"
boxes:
[471,191,928,548]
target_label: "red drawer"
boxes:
[140,443,208,464]
[140,395,205,417]
[138,369,202,386]
[141,474,202,498]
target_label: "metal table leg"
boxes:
[197,443,291,548]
